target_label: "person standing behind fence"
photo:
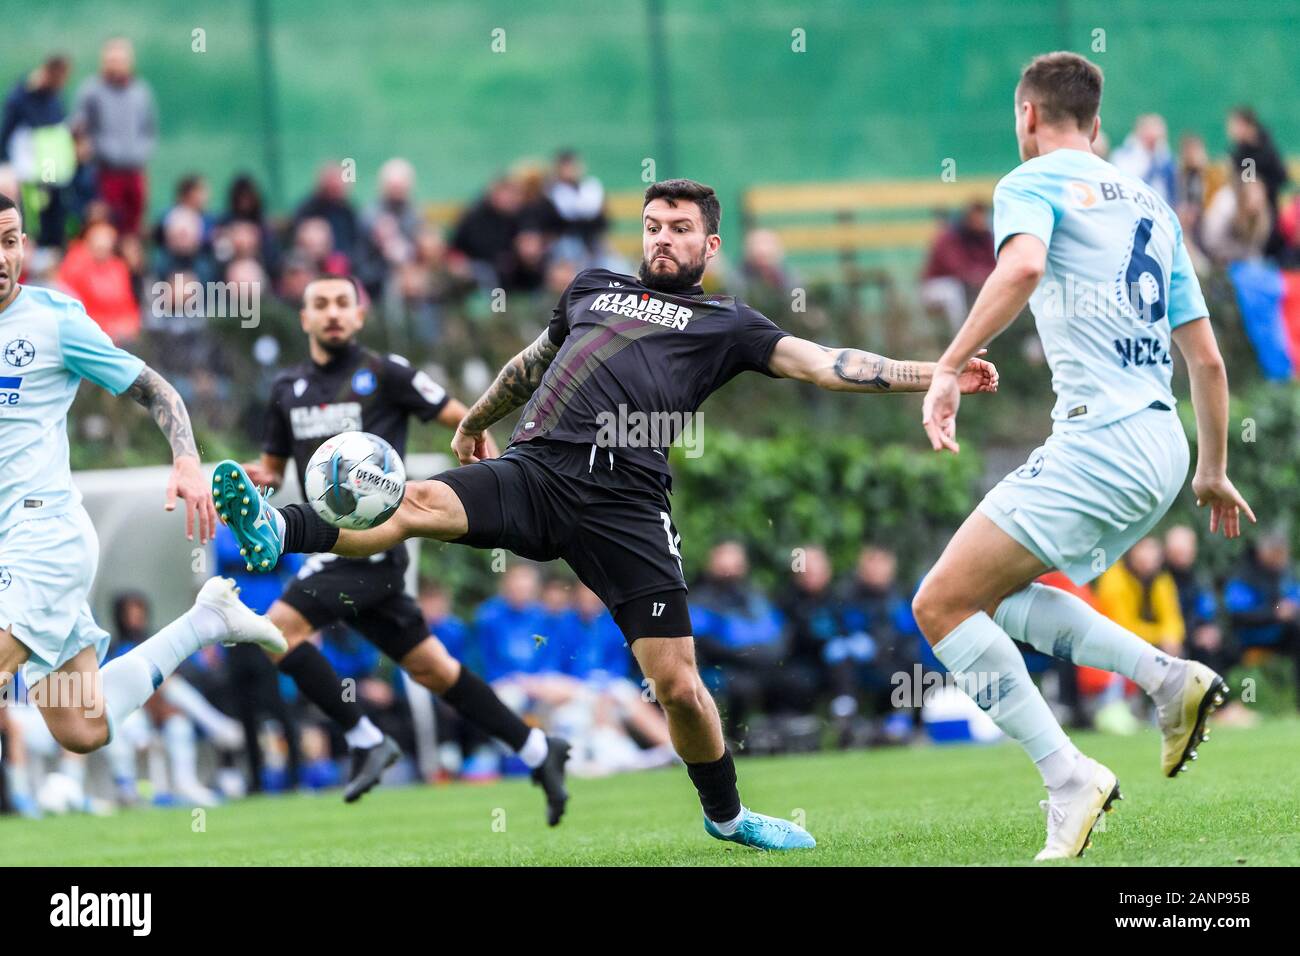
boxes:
[72,38,157,238]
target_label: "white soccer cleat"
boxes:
[1035,759,1121,861]
[194,577,287,654]
[1156,660,1228,778]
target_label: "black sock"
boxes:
[686,749,742,823]
[277,642,364,731]
[280,502,340,554]
[442,668,531,751]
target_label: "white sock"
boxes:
[102,606,224,729]
[932,611,1070,774]
[994,583,1180,697]
[711,806,746,835]
[1035,742,1087,792]
[163,714,201,792]
[517,727,548,769]
[344,715,384,749]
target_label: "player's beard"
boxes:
[638,251,706,294]
[315,334,354,358]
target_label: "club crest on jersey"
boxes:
[590,292,692,330]
[351,369,377,396]
[3,339,35,368]
[0,567,11,591]
[290,402,362,440]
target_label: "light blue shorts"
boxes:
[0,507,111,685]
[978,406,1190,585]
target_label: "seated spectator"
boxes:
[691,541,811,740]
[1201,172,1272,266]
[919,202,996,331]
[292,215,350,277]
[153,204,216,285]
[474,563,551,681]
[217,173,279,275]
[1223,535,1300,670]
[833,546,922,738]
[293,163,359,259]
[568,584,631,681]
[449,175,523,288]
[741,228,794,299]
[777,544,842,710]
[1094,537,1185,658]
[153,173,213,249]
[546,148,606,256]
[1164,524,1229,675]
[357,157,420,296]
[1111,114,1177,204]
[1227,106,1290,260]
[56,220,140,342]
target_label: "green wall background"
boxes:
[5,0,1297,233]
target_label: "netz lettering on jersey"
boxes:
[1113,336,1172,368]
[590,292,693,330]
[290,402,362,440]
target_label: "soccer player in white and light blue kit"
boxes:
[913,53,1255,860]
[0,194,284,761]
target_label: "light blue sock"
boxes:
[932,611,1073,769]
[994,583,1176,696]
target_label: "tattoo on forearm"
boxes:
[125,366,199,460]
[462,330,560,432]
[831,349,924,391]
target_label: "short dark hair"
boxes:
[0,193,20,222]
[643,179,721,236]
[1016,52,1103,130]
[302,273,363,307]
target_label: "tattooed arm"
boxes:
[125,365,217,542]
[768,336,998,394]
[451,330,561,464]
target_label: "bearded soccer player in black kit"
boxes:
[216,181,998,849]
[239,275,570,822]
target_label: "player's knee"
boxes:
[652,669,708,714]
[58,719,110,754]
[912,577,959,642]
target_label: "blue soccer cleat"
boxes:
[704,807,816,851]
[212,460,284,573]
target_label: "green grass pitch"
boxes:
[3,719,1296,866]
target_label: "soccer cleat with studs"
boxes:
[212,460,284,573]
[1157,660,1228,778]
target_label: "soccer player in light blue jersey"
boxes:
[912,53,1255,860]
[0,194,284,763]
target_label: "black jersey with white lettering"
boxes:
[510,268,790,477]
[263,343,450,564]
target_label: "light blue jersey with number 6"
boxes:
[992,147,1208,430]
[0,285,145,534]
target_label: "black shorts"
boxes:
[277,555,429,663]
[436,439,688,622]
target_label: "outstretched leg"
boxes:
[913,511,1120,860]
[632,630,814,851]
[213,458,468,571]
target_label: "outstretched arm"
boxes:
[922,232,1043,452]
[768,336,998,394]
[125,365,217,543]
[1173,318,1255,537]
[452,330,560,463]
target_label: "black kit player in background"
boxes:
[239,275,570,822]
[220,180,998,849]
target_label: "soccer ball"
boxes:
[304,431,406,530]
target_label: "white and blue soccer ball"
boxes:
[304,431,407,530]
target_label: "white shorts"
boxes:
[0,507,111,686]
[978,405,1190,586]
